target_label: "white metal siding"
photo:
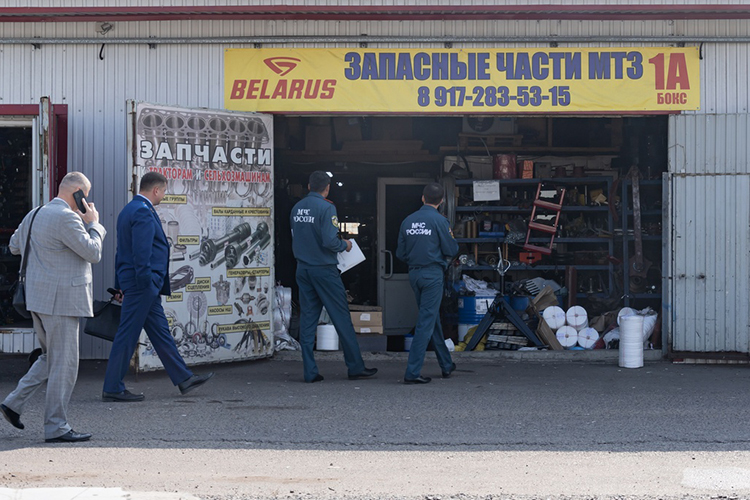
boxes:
[0,329,39,354]
[0,42,226,358]
[668,114,750,353]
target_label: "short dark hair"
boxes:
[423,182,444,205]
[308,171,331,193]
[140,171,168,192]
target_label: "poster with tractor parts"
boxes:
[129,101,274,371]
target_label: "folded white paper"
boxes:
[337,239,366,273]
[473,180,500,201]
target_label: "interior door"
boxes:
[377,177,428,334]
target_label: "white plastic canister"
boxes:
[316,325,339,351]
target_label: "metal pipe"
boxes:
[2,35,750,45]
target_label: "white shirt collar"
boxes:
[136,193,154,209]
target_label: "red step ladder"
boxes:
[523,183,566,255]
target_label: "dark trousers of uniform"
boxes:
[405,265,453,380]
[103,284,193,394]
[296,264,365,382]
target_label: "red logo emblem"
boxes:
[263,57,301,76]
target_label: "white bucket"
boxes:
[619,315,644,368]
[316,325,339,351]
[458,323,479,342]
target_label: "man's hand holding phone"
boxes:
[73,189,99,224]
[79,199,99,225]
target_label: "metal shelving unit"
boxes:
[456,206,610,213]
[454,176,616,302]
[465,264,610,271]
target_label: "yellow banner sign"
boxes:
[161,195,187,204]
[217,321,271,334]
[212,207,272,217]
[225,48,699,113]
[226,267,271,278]
[177,235,200,245]
[186,277,211,292]
[208,305,234,316]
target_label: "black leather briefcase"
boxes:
[83,300,122,342]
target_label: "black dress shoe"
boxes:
[348,367,378,380]
[306,374,324,383]
[45,430,92,443]
[0,403,24,430]
[178,372,214,395]
[404,376,431,384]
[102,390,145,402]
[442,362,457,378]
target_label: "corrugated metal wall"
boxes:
[0,40,226,357]
[0,13,748,356]
[668,114,750,353]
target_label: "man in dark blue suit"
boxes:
[102,172,213,402]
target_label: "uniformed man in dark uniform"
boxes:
[290,171,378,383]
[396,182,459,384]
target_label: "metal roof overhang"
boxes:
[0,5,749,23]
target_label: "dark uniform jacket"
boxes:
[290,191,346,267]
[396,205,459,270]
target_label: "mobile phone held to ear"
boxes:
[73,189,87,214]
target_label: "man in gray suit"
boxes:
[0,172,105,443]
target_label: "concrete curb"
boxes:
[272,348,665,363]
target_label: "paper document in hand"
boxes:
[337,239,366,273]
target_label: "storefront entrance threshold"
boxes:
[272,348,664,364]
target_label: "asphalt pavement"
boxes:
[1,351,749,499]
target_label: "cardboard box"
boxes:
[305,125,332,151]
[351,311,383,326]
[353,325,384,334]
[535,162,552,178]
[349,305,383,334]
[520,160,535,179]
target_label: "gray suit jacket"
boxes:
[9,198,106,317]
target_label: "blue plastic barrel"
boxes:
[509,296,530,312]
[458,295,497,324]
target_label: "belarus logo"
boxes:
[263,57,301,76]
